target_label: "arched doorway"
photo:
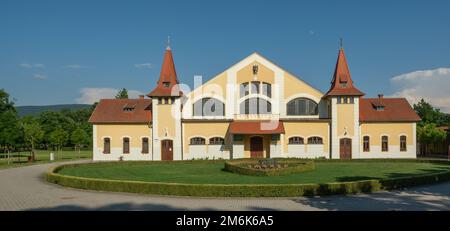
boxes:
[250,136,264,158]
[161,140,173,161]
[340,138,352,159]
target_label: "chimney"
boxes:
[139,95,145,100]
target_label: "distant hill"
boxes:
[16,104,91,117]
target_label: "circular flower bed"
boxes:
[224,158,315,176]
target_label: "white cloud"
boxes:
[20,63,45,68]
[75,87,144,104]
[390,67,450,113]
[134,63,153,69]
[34,74,47,80]
[62,64,89,69]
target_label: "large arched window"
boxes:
[190,137,206,145]
[193,98,225,116]
[240,98,271,114]
[287,98,318,115]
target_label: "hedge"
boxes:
[46,159,450,197]
[224,158,315,176]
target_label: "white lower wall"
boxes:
[232,144,244,159]
[287,145,306,158]
[358,145,416,159]
[188,145,207,159]
[93,147,153,161]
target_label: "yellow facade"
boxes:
[360,123,414,146]
[337,104,355,136]
[96,124,151,149]
[182,122,230,153]
[283,121,330,152]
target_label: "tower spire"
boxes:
[340,38,344,50]
[166,36,171,50]
[147,44,181,97]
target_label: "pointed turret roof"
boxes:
[147,46,182,97]
[324,47,364,97]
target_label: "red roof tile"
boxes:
[147,47,182,97]
[89,99,152,124]
[324,48,365,97]
[359,98,421,122]
[229,121,285,134]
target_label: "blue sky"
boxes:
[1,0,450,111]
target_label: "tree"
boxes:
[71,128,89,158]
[38,111,75,147]
[22,118,44,161]
[417,123,447,155]
[0,110,22,163]
[0,89,15,113]
[49,128,69,155]
[115,88,129,99]
[414,99,450,127]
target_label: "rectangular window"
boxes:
[382,136,388,152]
[240,83,249,98]
[337,97,341,104]
[103,138,111,154]
[262,83,272,98]
[251,81,260,94]
[233,135,243,142]
[343,97,348,104]
[400,136,407,152]
[123,138,130,154]
[142,138,149,154]
[350,97,354,104]
[363,136,370,152]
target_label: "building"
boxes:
[89,44,421,161]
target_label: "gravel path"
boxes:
[1,161,449,211]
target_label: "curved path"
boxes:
[1,161,450,211]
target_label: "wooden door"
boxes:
[340,138,352,159]
[250,136,264,158]
[161,140,173,161]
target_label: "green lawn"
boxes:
[0,150,92,169]
[58,160,450,184]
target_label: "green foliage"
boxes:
[115,88,129,99]
[22,118,44,150]
[47,159,450,197]
[224,159,315,176]
[414,98,450,127]
[49,128,69,151]
[0,110,22,148]
[71,128,89,149]
[0,89,16,113]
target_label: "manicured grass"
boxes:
[57,160,450,185]
[0,150,92,169]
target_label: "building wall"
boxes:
[93,124,152,161]
[283,121,330,158]
[182,121,231,159]
[360,122,416,158]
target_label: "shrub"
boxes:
[224,158,315,176]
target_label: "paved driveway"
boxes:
[1,161,449,211]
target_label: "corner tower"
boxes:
[147,45,183,160]
[324,45,364,159]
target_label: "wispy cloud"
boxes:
[75,87,144,104]
[390,67,450,113]
[34,74,47,80]
[134,63,153,69]
[20,63,45,68]
[62,64,89,69]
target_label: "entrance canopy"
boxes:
[229,121,285,134]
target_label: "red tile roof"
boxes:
[147,47,182,97]
[324,48,365,97]
[89,99,152,124]
[360,98,421,122]
[229,121,285,134]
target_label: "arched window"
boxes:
[308,136,323,144]
[123,137,130,154]
[363,136,370,152]
[240,98,271,114]
[193,98,225,116]
[382,136,389,152]
[142,137,149,154]
[103,138,110,154]
[190,137,206,145]
[400,135,407,152]
[287,98,318,115]
[209,137,225,145]
[289,137,304,145]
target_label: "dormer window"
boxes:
[340,82,347,88]
[123,104,135,112]
[375,106,385,111]
[163,82,170,88]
